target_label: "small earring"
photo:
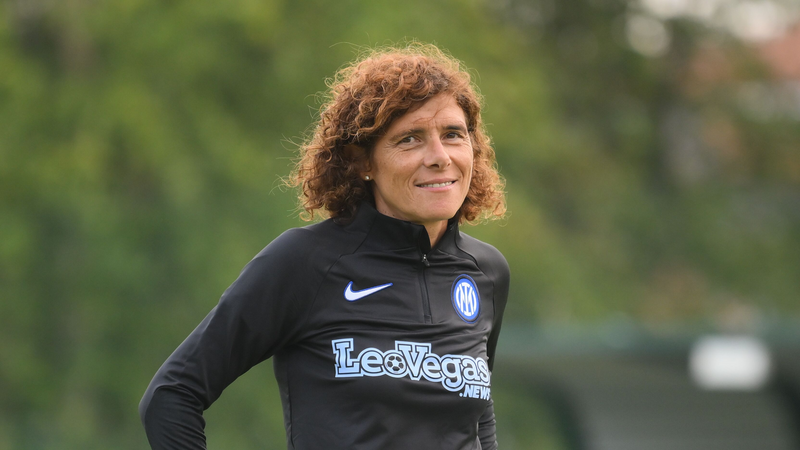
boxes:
[364,176,370,181]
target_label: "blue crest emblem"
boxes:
[451,275,480,323]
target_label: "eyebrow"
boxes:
[387,124,468,142]
[443,124,468,132]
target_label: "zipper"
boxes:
[420,253,432,323]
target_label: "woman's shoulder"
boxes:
[455,232,509,279]
[456,232,506,262]
[251,218,360,267]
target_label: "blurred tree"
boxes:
[480,0,800,325]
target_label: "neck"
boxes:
[424,220,448,248]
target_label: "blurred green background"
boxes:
[1,0,799,448]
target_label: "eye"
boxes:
[444,130,466,141]
[397,135,419,145]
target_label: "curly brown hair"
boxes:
[289,43,505,223]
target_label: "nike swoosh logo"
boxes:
[344,281,393,301]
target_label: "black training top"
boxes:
[139,202,510,449]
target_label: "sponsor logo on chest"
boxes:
[331,339,492,400]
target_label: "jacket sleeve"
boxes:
[139,229,311,450]
[478,250,510,449]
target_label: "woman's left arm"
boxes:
[478,400,499,450]
[478,251,510,449]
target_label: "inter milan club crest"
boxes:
[451,275,480,323]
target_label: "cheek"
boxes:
[373,166,414,202]
[377,158,415,185]
[462,157,475,194]
[460,151,475,179]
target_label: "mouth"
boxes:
[417,181,455,188]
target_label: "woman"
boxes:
[140,44,509,450]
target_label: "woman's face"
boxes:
[365,94,473,231]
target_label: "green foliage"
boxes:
[0,0,798,448]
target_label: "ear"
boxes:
[344,144,371,179]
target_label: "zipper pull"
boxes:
[421,254,430,267]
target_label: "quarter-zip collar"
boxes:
[345,201,459,255]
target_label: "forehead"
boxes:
[385,94,467,131]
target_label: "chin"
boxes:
[418,207,460,223]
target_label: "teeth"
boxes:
[419,181,454,188]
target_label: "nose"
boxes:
[423,136,451,169]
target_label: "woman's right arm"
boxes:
[139,229,311,449]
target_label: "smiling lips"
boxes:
[417,180,455,188]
